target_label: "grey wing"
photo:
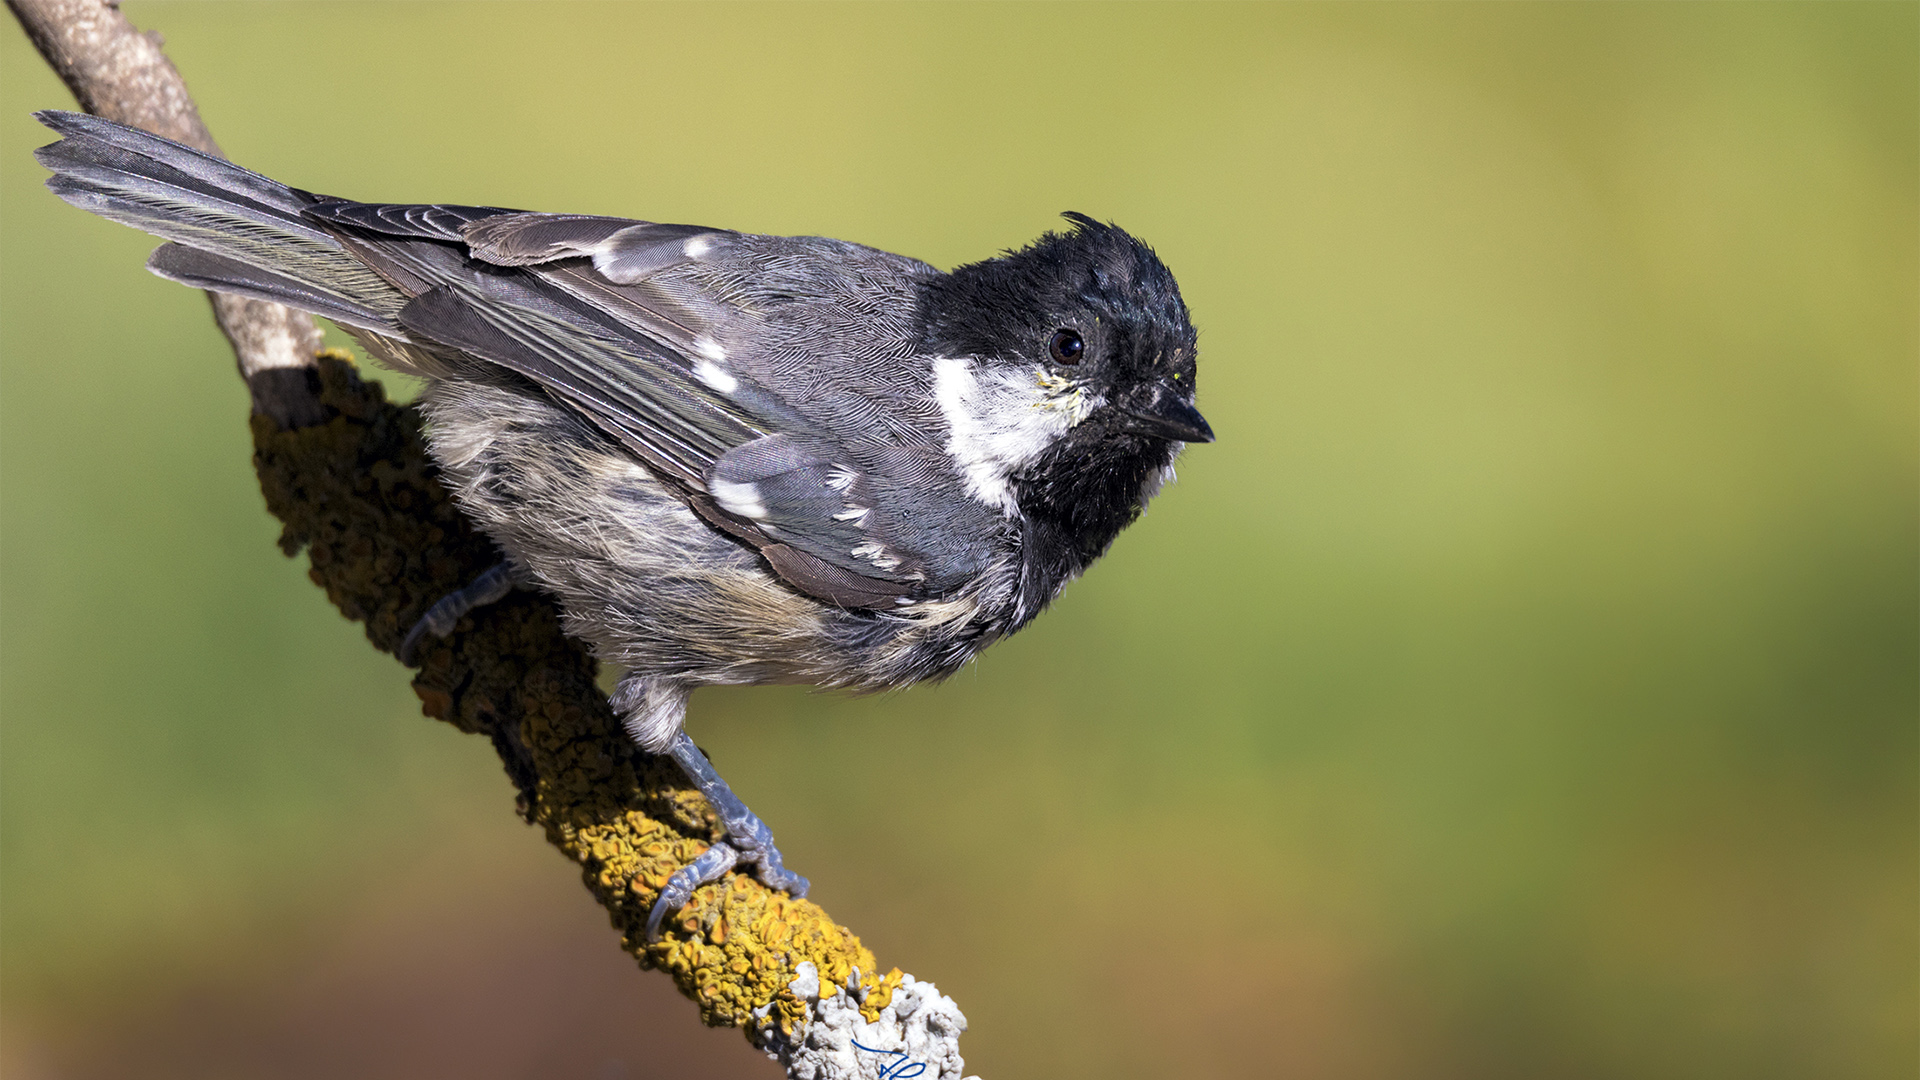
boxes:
[306,204,949,606]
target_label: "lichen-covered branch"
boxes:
[8,3,979,1075]
[252,355,907,1050]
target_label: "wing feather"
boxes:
[397,284,752,487]
[314,204,945,605]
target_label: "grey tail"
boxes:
[32,110,406,334]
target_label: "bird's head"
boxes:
[921,214,1210,580]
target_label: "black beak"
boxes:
[1119,382,1214,443]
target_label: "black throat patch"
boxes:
[1010,421,1179,625]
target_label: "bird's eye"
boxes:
[1048,329,1085,365]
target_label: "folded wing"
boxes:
[306,202,936,606]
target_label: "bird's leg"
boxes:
[400,560,523,665]
[614,674,809,941]
[647,731,812,940]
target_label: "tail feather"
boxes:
[147,243,398,333]
[33,110,406,332]
[35,110,315,220]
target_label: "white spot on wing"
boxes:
[824,466,858,493]
[851,540,902,570]
[682,235,712,259]
[710,478,767,519]
[694,358,739,394]
[693,336,727,362]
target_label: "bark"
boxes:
[9,0,326,428]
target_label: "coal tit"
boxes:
[34,111,1212,937]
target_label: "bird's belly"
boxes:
[418,377,1004,690]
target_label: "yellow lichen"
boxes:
[250,351,897,1039]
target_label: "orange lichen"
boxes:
[250,351,898,1036]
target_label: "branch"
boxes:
[254,356,963,1073]
[8,0,325,428]
[9,2,976,1076]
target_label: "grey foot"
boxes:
[646,730,810,941]
[399,561,519,665]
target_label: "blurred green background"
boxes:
[2,3,1913,1078]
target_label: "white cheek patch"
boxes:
[932,356,1098,514]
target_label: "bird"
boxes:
[33,110,1212,939]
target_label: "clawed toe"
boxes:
[639,726,811,941]
[398,561,518,665]
[398,611,450,666]
[644,837,810,942]
[647,840,740,941]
